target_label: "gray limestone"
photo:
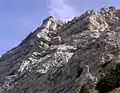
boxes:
[0,6,120,93]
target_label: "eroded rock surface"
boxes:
[0,6,120,93]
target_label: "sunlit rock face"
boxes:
[0,6,120,93]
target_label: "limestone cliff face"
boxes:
[0,6,120,93]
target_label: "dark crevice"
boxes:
[76,67,83,78]
[102,61,111,68]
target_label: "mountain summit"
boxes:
[0,6,120,93]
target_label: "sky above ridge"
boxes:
[0,0,120,56]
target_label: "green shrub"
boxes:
[96,64,120,93]
[79,85,90,93]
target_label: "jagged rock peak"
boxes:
[42,16,55,24]
[100,6,117,13]
[41,16,66,30]
[99,6,120,25]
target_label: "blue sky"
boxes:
[0,0,120,56]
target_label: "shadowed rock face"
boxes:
[0,6,120,93]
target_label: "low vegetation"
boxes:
[79,84,90,93]
[96,64,120,93]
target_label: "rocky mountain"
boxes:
[0,6,120,93]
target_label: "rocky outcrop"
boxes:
[0,6,120,93]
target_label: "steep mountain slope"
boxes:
[0,6,120,93]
